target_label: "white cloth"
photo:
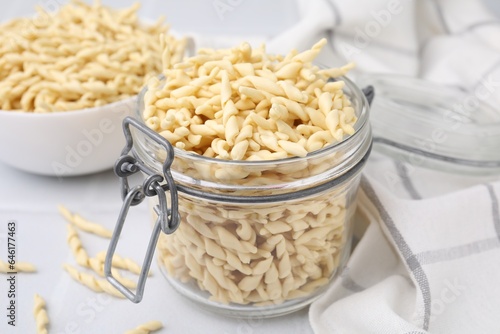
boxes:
[311,167,500,334]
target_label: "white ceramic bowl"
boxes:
[0,97,136,176]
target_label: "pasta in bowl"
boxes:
[0,1,186,175]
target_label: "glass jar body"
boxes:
[151,171,362,317]
[133,75,371,317]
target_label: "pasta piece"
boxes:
[33,294,49,334]
[0,260,36,273]
[64,219,137,288]
[66,224,90,267]
[87,258,137,289]
[125,321,163,334]
[95,251,145,276]
[58,205,113,238]
[63,264,125,298]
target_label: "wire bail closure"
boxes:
[105,117,180,303]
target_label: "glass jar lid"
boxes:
[356,74,500,175]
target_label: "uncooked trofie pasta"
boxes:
[67,224,90,267]
[125,321,163,334]
[0,1,186,112]
[58,205,144,277]
[154,183,351,305]
[65,223,138,289]
[144,39,356,163]
[139,39,368,310]
[61,207,138,289]
[94,250,146,276]
[33,294,49,334]
[58,205,113,238]
[63,263,125,298]
[0,260,36,273]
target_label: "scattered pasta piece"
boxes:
[57,204,74,224]
[58,205,113,238]
[95,251,146,276]
[63,264,125,298]
[67,224,90,267]
[125,321,163,334]
[0,260,36,273]
[87,257,137,289]
[65,224,136,288]
[33,294,49,334]
[73,214,113,238]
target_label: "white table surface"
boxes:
[0,164,312,334]
[0,1,314,333]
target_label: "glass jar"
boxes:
[357,74,500,175]
[108,76,372,318]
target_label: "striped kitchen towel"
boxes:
[310,168,500,333]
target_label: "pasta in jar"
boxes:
[130,38,372,316]
[153,181,356,306]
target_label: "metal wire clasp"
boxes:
[105,117,180,303]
